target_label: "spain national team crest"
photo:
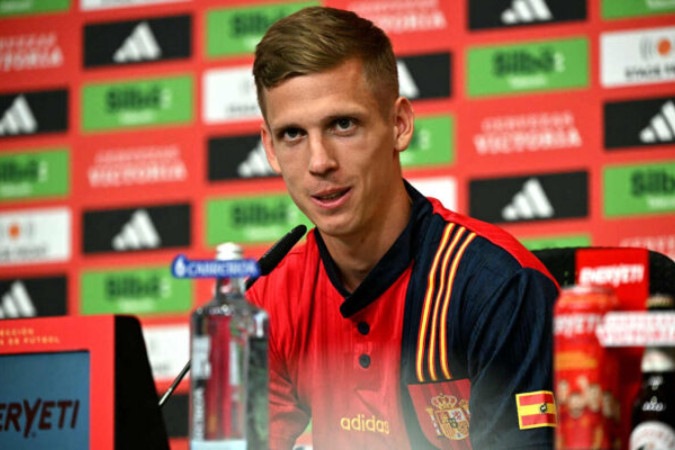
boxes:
[408,379,473,449]
[427,393,470,440]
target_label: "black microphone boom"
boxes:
[158,224,307,408]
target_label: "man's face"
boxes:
[260,58,413,239]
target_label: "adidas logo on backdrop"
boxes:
[238,140,276,178]
[83,203,190,254]
[469,171,588,223]
[604,96,675,150]
[0,281,36,319]
[0,95,37,136]
[113,22,161,63]
[468,0,586,30]
[112,209,161,250]
[0,90,68,139]
[83,14,191,68]
[501,0,553,24]
[501,178,554,221]
[640,100,675,143]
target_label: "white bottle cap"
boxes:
[216,242,243,261]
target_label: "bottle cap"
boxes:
[216,242,243,261]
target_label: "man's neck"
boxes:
[320,187,412,293]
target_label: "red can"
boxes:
[554,285,620,450]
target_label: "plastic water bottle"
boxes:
[189,243,269,449]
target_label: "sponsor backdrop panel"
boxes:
[1,0,674,448]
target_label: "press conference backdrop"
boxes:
[0,0,673,446]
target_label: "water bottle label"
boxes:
[630,421,675,450]
[190,439,246,450]
[191,336,211,380]
[172,255,260,279]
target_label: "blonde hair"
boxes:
[253,7,399,117]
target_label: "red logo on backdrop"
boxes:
[575,248,649,311]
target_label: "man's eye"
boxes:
[282,128,303,140]
[334,118,355,131]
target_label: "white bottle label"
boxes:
[192,336,212,380]
[630,421,675,450]
[191,439,246,450]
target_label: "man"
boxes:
[247,6,558,449]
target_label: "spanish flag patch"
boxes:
[515,391,557,430]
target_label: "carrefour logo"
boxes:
[604,161,675,217]
[206,194,311,245]
[82,75,193,131]
[206,1,317,58]
[467,37,588,97]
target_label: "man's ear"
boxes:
[393,97,415,153]
[260,123,282,173]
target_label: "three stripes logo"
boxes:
[501,0,552,25]
[469,171,588,224]
[114,22,161,63]
[0,276,67,320]
[84,14,191,68]
[0,89,68,138]
[0,96,36,135]
[641,100,675,143]
[397,52,451,101]
[604,96,675,150]
[112,209,161,250]
[0,281,35,319]
[501,178,554,221]
[208,134,277,181]
[468,0,586,30]
[83,203,190,254]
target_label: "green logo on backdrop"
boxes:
[520,234,591,251]
[467,37,588,97]
[82,75,193,132]
[604,161,675,217]
[401,115,455,168]
[206,194,312,245]
[81,266,192,316]
[0,0,69,17]
[206,1,318,58]
[0,149,69,201]
[602,0,675,19]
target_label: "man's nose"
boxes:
[308,134,338,175]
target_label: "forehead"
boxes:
[262,59,382,127]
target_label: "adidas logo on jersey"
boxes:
[0,95,37,136]
[113,22,161,63]
[502,0,553,24]
[502,178,554,221]
[238,140,276,178]
[112,209,161,250]
[0,281,36,319]
[640,100,675,143]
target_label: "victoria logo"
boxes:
[84,14,191,68]
[82,203,190,254]
[0,89,67,138]
[604,96,675,149]
[469,171,588,223]
[208,134,277,181]
[468,0,586,30]
[0,276,67,320]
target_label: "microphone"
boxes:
[158,224,307,408]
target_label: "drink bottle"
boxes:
[629,294,675,450]
[189,243,269,450]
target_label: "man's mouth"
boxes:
[313,188,350,203]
